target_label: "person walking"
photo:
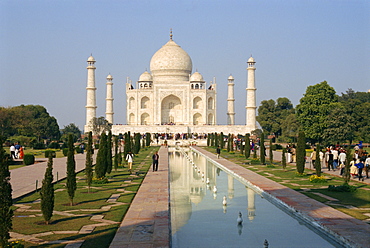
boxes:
[126,151,134,174]
[152,151,159,171]
[311,148,316,169]
[10,144,16,159]
[327,150,334,171]
[216,146,221,159]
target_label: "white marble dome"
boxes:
[87,55,95,62]
[138,71,153,81]
[190,71,204,82]
[150,39,192,78]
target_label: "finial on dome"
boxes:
[170,28,173,40]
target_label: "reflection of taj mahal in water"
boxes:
[169,148,255,233]
[84,31,257,135]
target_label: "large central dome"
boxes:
[150,39,192,80]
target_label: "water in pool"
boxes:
[169,148,343,248]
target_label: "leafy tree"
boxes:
[315,144,321,177]
[281,113,300,142]
[296,81,338,143]
[257,97,294,137]
[296,131,306,174]
[245,133,251,159]
[0,135,13,247]
[89,117,112,136]
[95,132,108,178]
[85,132,93,193]
[40,155,54,224]
[260,133,265,164]
[106,131,113,174]
[61,123,81,143]
[66,134,77,206]
[321,103,355,145]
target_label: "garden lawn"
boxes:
[11,146,159,248]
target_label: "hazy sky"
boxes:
[1,0,369,130]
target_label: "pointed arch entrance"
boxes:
[161,94,182,124]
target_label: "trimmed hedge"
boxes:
[62,148,68,156]
[23,154,35,165]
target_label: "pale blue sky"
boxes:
[1,0,369,129]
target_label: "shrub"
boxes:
[92,177,109,184]
[94,144,100,149]
[271,144,283,150]
[75,146,82,154]
[33,143,45,149]
[61,143,67,149]
[328,183,357,192]
[62,148,68,156]
[48,142,60,149]
[23,154,35,165]
[44,150,56,158]
[309,175,327,183]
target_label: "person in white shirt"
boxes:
[365,154,370,179]
[126,151,134,174]
[338,150,347,175]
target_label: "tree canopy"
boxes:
[0,105,59,141]
[61,123,81,143]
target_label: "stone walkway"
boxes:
[109,146,170,248]
[192,146,370,248]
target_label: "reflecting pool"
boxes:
[169,148,343,248]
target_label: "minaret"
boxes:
[105,74,114,124]
[246,56,257,132]
[85,55,97,133]
[227,75,235,125]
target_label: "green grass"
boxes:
[204,146,370,222]
[12,146,159,248]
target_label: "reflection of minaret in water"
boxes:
[227,174,234,199]
[247,187,256,221]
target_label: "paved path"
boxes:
[11,153,96,200]
[109,146,170,248]
[192,146,370,248]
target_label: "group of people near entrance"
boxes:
[9,143,24,160]
[309,144,369,181]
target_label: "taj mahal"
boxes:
[84,31,257,136]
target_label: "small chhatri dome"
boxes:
[138,71,153,82]
[150,34,193,79]
[228,75,234,80]
[107,74,113,80]
[248,56,255,63]
[190,71,204,82]
[87,55,96,62]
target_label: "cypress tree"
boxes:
[260,133,265,165]
[315,144,321,177]
[253,145,257,159]
[207,133,210,146]
[145,132,151,147]
[106,131,113,174]
[85,131,93,193]
[220,132,224,149]
[230,134,234,152]
[245,133,251,159]
[40,155,54,225]
[134,133,141,154]
[269,139,273,164]
[66,134,77,206]
[211,133,215,147]
[95,132,107,178]
[344,149,352,184]
[282,148,287,170]
[124,132,130,158]
[114,136,119,172]
[296,131,306,174]
[215,133,219,148]
[0,135,13,247]
[240,138,244,155]
[227,134,231,152]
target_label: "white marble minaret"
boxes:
[85,55,97,133]
[105,74,114,124]
[246,56,257,131]
[227,75,235,125]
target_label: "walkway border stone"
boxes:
[191,146,370,248]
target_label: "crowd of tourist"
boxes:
[9,143,24,160]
